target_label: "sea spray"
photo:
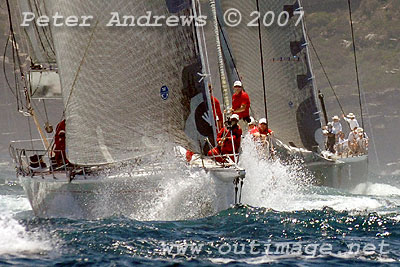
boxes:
[239,136,315,210]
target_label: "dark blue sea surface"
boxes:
[1,160,400,266]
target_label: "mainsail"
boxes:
[219,0,322,151]
[41,0,216,165]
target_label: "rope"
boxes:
[347,0,365,130]
[62,20,99,117]
[255,0,268,125]
[2,34,19,108]
[209,0,230,113]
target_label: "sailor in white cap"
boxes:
[331,115,342,135]
[248,117,257,132]
[207,114,242,163]
[356,127,369,154]
[342,112,359,130]
[230,80,251,123]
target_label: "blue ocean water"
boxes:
[1,156,400,266]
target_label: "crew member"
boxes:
[230,81,251,123]
[332,115,342,135]
[323,122,336,153]
[342,113,359,131]
[248,117,257,133]
[208,114,242,163]
[250,118,273,138]
[52,119,68,166]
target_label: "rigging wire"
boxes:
[347,0,365,130]
[216,15,257,118]
[306,32,346,116]
[62,20,99,117]
[255,0,268,124]
[29,0,56,61]
[2,34,19,109]
[216,18,240,80]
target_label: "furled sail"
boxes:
[219,0,322,151]
[45,0,216,165]
[13,0,57,65]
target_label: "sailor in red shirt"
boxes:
[209,85,223,131]
[248,117,257,133]
[231,81,251,123]
[52,119,69,166]
[250,118,273,140]
[207,114,242,163]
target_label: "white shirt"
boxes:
[348,131,358,142]
[338,137,348,145]
[332,121,342,134]
[343,117,359,130]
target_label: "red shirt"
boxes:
[232,90,250,119]
[216,125,242,154]
[250,126,272,136]
[211,96,223,125]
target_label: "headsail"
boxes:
[219,0,322,151]
[44,0,216,165]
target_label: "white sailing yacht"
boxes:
[7,0,245,219]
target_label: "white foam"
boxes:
[0,195,31,215]
[0,215,53,256]
[239,138,398,213]
[351,182,400,196]
[128,161,229,221]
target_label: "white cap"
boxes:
[332,115,340,120]
[233,81,242,87]
[357,127,364,133]
[248,117,256,125]
[259,118,267,125]
[327,122,333,127]
[230,114,239,121]
[347,113,355,118]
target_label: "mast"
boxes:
[347,0,365,130]
[255,0,269,124]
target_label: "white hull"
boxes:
[19,167,244,219]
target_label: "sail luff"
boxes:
[192,0,218,147]
[298,0,323,128]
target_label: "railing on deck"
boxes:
[9,139,78,179]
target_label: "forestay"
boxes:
[219,0,322,151]
[43,0,215,165]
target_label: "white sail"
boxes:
[45,0,216,165]
[219,0,322,150]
